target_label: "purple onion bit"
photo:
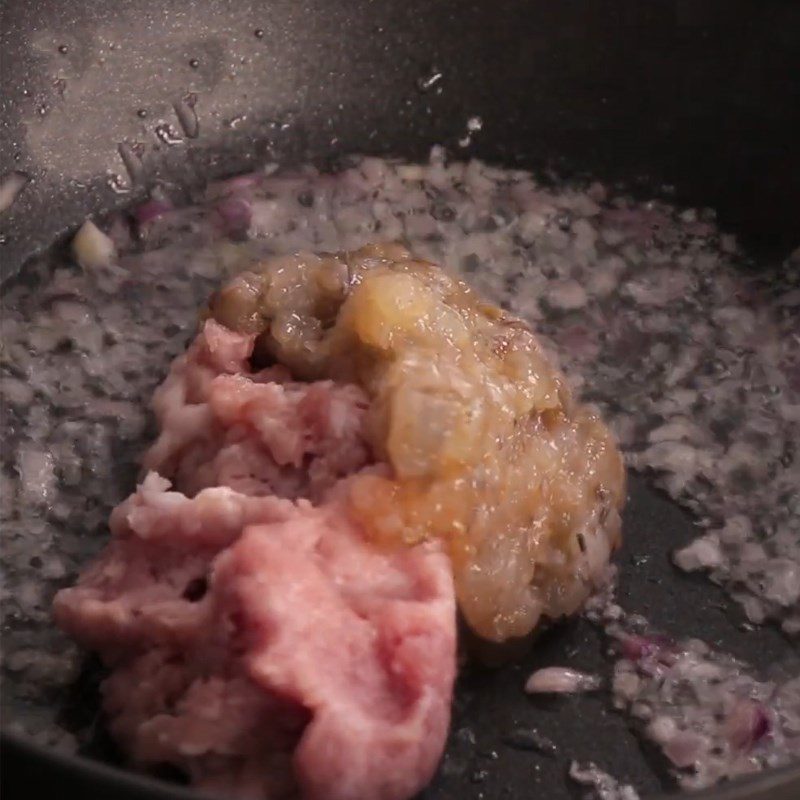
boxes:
[725,699,772,752]
[618,633,678,666]
[662,731,706,769]
[205,174,261,239]
[220,173,262,194]
[133,198,173,227]
[213,196,253,239]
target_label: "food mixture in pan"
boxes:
[50,243,624,799]
[1,150,798,798]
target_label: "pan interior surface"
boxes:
[1,2,799,800]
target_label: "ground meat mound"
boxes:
[54,243,623,798]
[54,319,456,800]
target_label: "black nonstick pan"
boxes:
[1,2,799,799]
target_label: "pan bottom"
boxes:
[1,152,798,798]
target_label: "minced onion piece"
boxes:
[525,667,602,694]
[568,761,640,800]
[0,171,28,213]
[587,578,800,791]
[71,219,116,270]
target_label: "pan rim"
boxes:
[4,729,800,800]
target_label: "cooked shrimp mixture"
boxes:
[206,244,624,641]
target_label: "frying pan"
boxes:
[1,1,799,798]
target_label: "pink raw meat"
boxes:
[54,472,298,658]
[54,319,457,800]
[144,320,372,502]
[217,513,454,800]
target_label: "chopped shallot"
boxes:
[71,219,116,270]
[0,171,28,213]
[525,666,602,694]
